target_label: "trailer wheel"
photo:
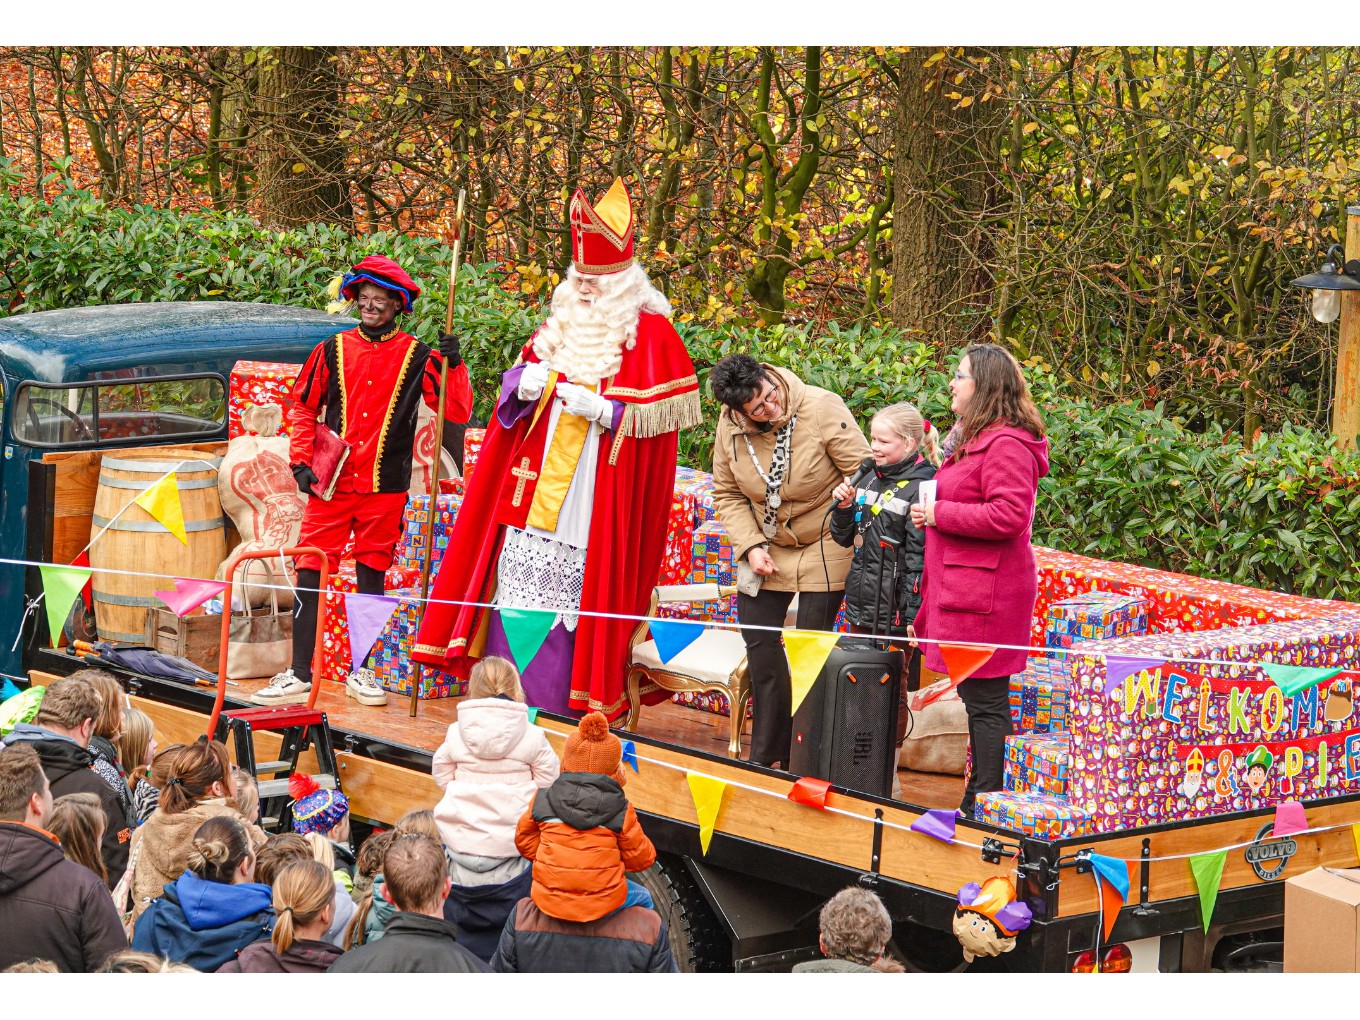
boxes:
[634,855,731,972]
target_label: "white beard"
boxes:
[532,263,671,386]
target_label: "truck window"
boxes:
[12,375,226,448]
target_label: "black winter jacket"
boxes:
[2,724,132,888]
[829,453,935,634]
[490,897,678,973]
[218,937,344,973]
[327,912,489,973]
[0,820,127,972]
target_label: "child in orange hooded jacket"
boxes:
[514,712,656,922]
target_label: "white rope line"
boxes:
[1,554,1351,676]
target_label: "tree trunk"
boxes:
[255,46,353,228]
[890,47,1006,347]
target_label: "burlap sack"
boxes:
[216,404,306,606]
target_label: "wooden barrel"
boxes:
[89,448,227,645]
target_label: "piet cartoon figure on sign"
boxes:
[953,876,1033,963]
[1243,745,1273,796]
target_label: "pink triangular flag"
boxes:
[344,593,401,672]
[154,577,227,617]
[1273,800,1308,838]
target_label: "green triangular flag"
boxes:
[1260,662,1344,697]
[499,607,555,673]
[527,707,539,725]
[1189,850,1228,933]
[38,564,93,649]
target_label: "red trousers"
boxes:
[295,490,407,572]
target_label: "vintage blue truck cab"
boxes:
[0,301,353,683]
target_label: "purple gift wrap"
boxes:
[1065,611,1360,833]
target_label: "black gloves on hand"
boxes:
[292,464,318,497]
[438,332,462,367]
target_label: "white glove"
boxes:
[556,382,613,426]
[517,361,550,401]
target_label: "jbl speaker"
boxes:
[788,637,904,797]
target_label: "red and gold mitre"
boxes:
[569,177,635,275]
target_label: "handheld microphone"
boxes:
[846,456,877,491]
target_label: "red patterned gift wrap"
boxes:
[229,360,303,439]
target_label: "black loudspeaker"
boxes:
[788,637,904,797]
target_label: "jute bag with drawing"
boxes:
[226,559,294,680]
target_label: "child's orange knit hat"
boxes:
[562,712,625,784]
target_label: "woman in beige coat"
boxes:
[710,356,871,768]
[128,740,266,921]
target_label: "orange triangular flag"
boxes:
[940,642,998,685]
[1098,874,1125,942]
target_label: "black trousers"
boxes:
[957,674,1014,815]
[737,588,843,768]
[291,564,385,682]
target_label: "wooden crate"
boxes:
[144,607,222,673]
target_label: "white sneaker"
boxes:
[251,668,312,706]
[345,667,388,707]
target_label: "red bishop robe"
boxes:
[412,311,701,719]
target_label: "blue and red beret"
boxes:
[340,254,422,313]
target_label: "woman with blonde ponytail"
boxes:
[131,815,274,971]
[219,860,343,972]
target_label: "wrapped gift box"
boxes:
[975,790,1095,839]
[229,360,303,439]
[463,428,486,480]
[314,561,423,684]
[1004,733,1070,796]
[688,519,738,624]
[393,492,464,576]
[673,467,718,526]
[364,588,465,699]
[658,492,697,587]
[1009,657,1071,734]
[1044,591,1148,653]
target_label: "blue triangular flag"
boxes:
[1089,852,1130,900]
[650,618,706,664]
[621,739,639,772]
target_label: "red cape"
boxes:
[413,312,700,720]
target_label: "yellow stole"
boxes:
[526,374,598,532]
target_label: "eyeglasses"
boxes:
[744,387,781,418]
[952,371,974,381]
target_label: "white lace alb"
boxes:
[494,526,587,631]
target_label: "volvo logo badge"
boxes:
[1244,822,1297,881]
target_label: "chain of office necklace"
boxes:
[742,414,796,539]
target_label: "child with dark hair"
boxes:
[131,814,274,971]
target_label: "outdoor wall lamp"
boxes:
[1290,243,1360,324]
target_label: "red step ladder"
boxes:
[213,705,341,832]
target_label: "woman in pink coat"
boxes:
[911,345,1049,816]
[431,655,560,961]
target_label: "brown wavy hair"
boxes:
[954,344,1045,458]
[49,792,107,884]
[160,739,232,814]
[186,814,254,884]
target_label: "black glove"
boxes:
[292,463,318,497]
[438,332,463,367]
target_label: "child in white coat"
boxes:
[431,656,560,962]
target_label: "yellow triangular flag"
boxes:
[784,630,842,715]
[134,473,187,545]
[686,772,729,856]
[1353,823,1360,865]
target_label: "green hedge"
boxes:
[4,174,1357,601]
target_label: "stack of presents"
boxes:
[231,364,1360,843]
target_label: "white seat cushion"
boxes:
[630,629,747,688]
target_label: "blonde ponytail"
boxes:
[271,859,334,955]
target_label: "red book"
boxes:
[311,423,351,501]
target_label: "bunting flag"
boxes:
[133,473,188,544]
[1353,823,1360,865]
[909,808,957,843]
[1261,662,1345,697]
[784,630,842,714]
[499,607,556,673]
[939,642,998,685]
[39,564,93,648]
[649,619,706,664]
[527,707,539,725]
[154,577,227,618]
[1189,850,1228,933]
[1272,800,1308,838]
[1089,852,1132,942]
[621,739,639,773]
[686,772,729,855]
[1103,655,1165,696]
[344,594,401,671]
[788,776,832,809]
[70,550,93,613]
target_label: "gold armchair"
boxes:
[624,583,751,758]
